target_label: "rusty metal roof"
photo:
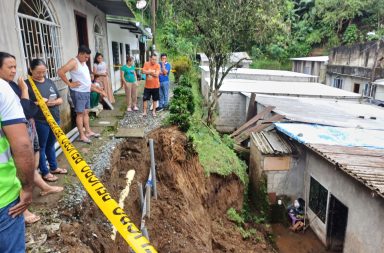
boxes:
[251,131,292,155]
[308,144,384,198]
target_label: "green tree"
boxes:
[172,0,285,125]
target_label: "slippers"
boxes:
[79,138,92,144]
[24,213,41,225]
[86,133,100,138]
[152,112,157,117]
[133,106,139,111]
[43,173,58,182]
[40,186,64,196]
[51,167,68,174]
[127,107,132,112]
[142,113,147,117]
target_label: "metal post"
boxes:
[149,139,157,199]
[138,182,144,211]
[145,185,151,218]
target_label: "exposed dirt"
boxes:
[40,127,274,252]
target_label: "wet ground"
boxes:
[272,224,336,253]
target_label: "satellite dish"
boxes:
[136,0,147,9]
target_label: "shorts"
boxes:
[70,90,90,113]
[143,88,160,101]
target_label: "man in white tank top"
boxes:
[58,45,99,144]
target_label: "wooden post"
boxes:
[246,93,256,121]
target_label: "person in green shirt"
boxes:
[120,57,139,112]
[0,74,35,252]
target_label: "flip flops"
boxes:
[79,138,92,144]
[51,167,68,174]
[86,132,100,138]
[42,173,58,182]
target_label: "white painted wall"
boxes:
[107,23,140,91]
[0,0,107,131]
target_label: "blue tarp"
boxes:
[274,123,384,150]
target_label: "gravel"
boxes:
[61,95,169,209]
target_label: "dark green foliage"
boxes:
[168,76,195,132]
[342,24,360,45]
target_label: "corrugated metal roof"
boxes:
[308,144,384,198]
[216,79,361,98]
[257,95,384,130]
[290,56,329,62]
[251,131,292,155]
[200,66,317,78]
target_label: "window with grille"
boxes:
[17,0,62,79]
[309,177,328,223]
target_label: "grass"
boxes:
[186,67,248,185]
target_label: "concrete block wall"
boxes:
[305,150,384,253]
[216,93,246,133]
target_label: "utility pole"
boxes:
[151,0,156,52]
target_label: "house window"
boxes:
[112,41,119,71]
[94,16,104,55]
[363,83,377,98]
[309,177,328,223]
[17,0,62,79]
[333,77,343,89]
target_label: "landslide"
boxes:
[52,127,273,252]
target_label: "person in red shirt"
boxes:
[142,54,160,117]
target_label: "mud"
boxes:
[44,127,274,252]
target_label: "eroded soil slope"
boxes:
[50,127,273,252]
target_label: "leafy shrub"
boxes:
[169,85,195,132]
[343,24,360,45]
[178,74,192,88]
[172,56,192,83]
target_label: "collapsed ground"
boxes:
[32,127,274,253]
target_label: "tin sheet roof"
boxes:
[256,95,384,130]
[215,79,361,98]
[308,144,384,198]
[251,131,292,155]
[200,66,317,78]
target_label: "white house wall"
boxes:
[0,0,108,131]
[305,151,384,253]
[326,73,369,94]
[107,22,140,91]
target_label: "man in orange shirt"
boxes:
[142,54,160,117]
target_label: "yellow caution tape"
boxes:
[28,76,157,253]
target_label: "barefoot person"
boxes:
[58,45,100,144]
[120,56,139,112]
[142,54,160,117]
[93,53,115,103]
